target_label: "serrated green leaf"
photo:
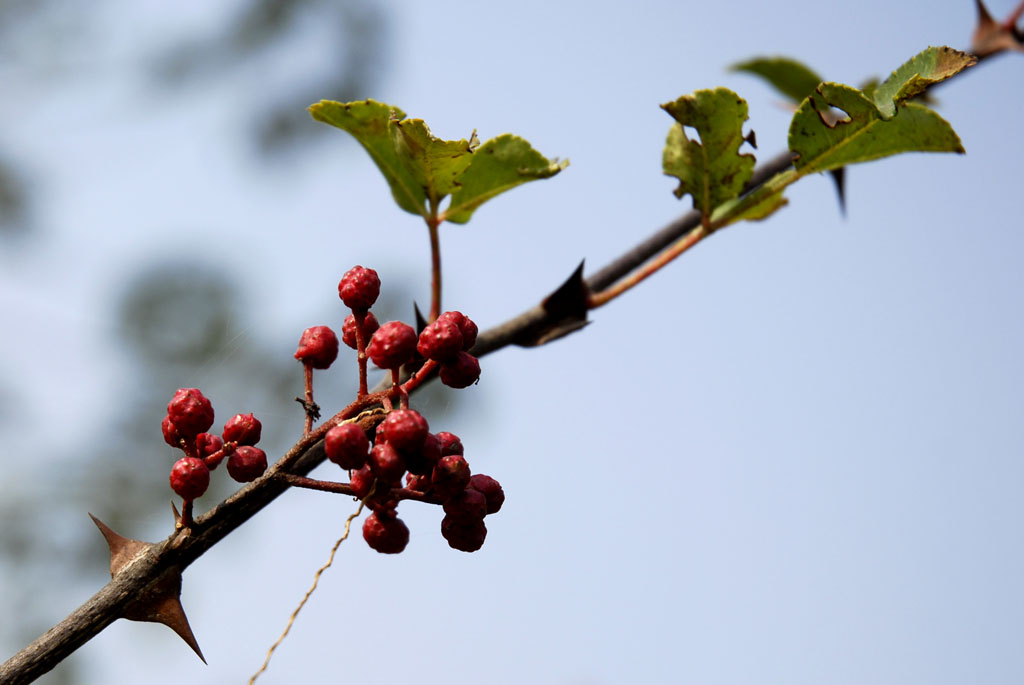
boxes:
[789,82,964,175]
[443,134,567,224]
[661,88,755,217]
[731,57,824,103]
[390,118,478,202]
[872,46,975,119]
[309,99,427,217]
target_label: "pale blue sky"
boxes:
[2,1,1023,683]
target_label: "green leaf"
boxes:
[731,57,824,103]
[390,118,479,201]
[872,46,975,119]
[789,82,964,175]
[661,88,756,217]
[309,99,427,217]
[443,134,568,224]
[311,99,566,224]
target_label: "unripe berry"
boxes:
[362,512,409,554]
[338,265,380,312]
[378,409,428,454]
[443,487,488,521]
[162,415,184,448]
[417,317,463,362]
[167,388,215,439]
[294,325,339,370]
[227,446,268,482]
[468,474,505,514]
[439,351,480,389]
[370,442,406,483]
[437,311,478,350]
[341,312,380,349]
[170,457,210,500]
[349,465,375,499]
[325,422,369,470]
[431,454,471,499]
[367,321,417,369]
[223,413,262,446]
[441,514,487,552]
[435,431,463,456]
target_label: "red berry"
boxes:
[341,312,380,349]
[369,442,406,483]
[196,432,223,457]
[294,325,339,370]
[362,512,409,554]
[443,487,488,520]
[436,431,463,456]
[417,317,463,362]
[162,415,184,448]
[167,388,215,439]
[431,454,471,499]
[378,409,429,454]
[468,474,505,514]
[441,514,487,552]
[439,352,480,389]
[227,446,267,482]
[170,457,210,500]
[350,465,375,499]
[437,311,478,350]
[338,265,380,312]
[367,321,417,370]
[325,423,369,470]
[405,432,442,476]
[223,413,262,446]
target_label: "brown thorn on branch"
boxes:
[89,515,206,664]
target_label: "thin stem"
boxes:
[401,359,439,394]
[427,198,443,323]
[588,225,707,309]
[391,368,406,409]
[249,498,366,684]
[302,363,315,435]
[353,312,369,397]
[276,474,355,496]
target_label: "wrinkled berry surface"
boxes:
[170,457,210,500]
[341,312,380,350]
[439,351,481,389]
[167,388,215,438]
[325,423,369,470]
[363,512,409,554]
[367,321,417,370]
[469,474,505,514]
[294,325,339,370]
[223,413,262,446]
[338,266,381,312]
[227,446,268,482]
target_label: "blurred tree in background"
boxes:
[0,2,392,681]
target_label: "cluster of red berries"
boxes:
[296,265,501,553]
[162,387,267,502]
[294,265,482,388]
[325,409,504,553]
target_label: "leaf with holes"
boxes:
[789,82,964,175]
[661,88,756,217]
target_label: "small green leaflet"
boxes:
[661,88,757,219]
[872,46,975,119]
[309,99,566,224]
[731,57,824,104]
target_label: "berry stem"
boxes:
[401,359,439,394]
[276,473,445,505]
[302,363,315,436]
[178,500,195,530]
[587,225,708,309]
[390,368,407,409]
[353,312,369,397]
[426,199,443,323]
